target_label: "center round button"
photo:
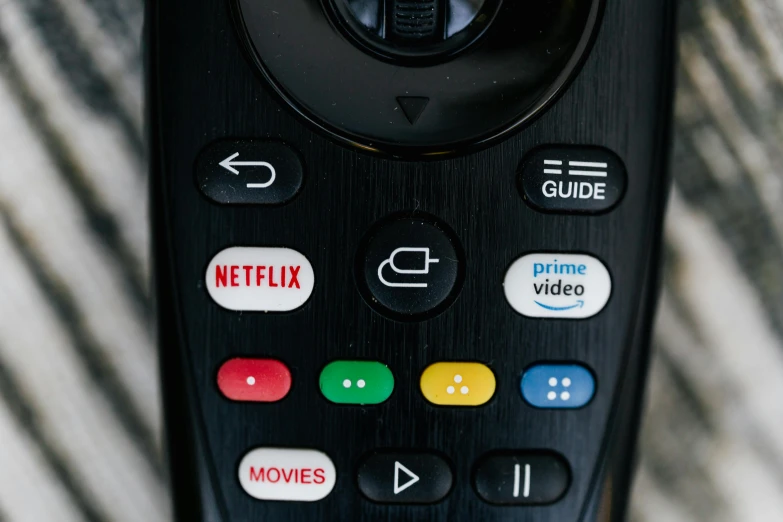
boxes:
[357,213,464,320]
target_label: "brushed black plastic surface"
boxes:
[148,0,676,520]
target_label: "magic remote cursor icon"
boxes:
[377,247,440,288]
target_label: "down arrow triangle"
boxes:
[396,96,430,124]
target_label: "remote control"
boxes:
[148,0,676,520]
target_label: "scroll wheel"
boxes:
[390,0,441,40]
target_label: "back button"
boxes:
[196,140,304,205]
[357,451,453,504]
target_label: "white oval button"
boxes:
[206,247,314,312]
[504,253,611,319]
[238,448,336,502]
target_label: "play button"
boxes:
[357,451,453,504]
[394,461,420,494]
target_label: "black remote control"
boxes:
[148,0,676,520]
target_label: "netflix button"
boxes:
[206,247,314,311]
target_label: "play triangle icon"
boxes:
[396,96,430,124]
[394,461,420,494]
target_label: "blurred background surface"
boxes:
[0,0,782,521]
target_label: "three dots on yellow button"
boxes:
[420,362,496,406]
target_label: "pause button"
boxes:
[472,452,571,505]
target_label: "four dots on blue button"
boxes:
[546,376,573,402]
[521,364,596,409]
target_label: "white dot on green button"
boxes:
[319,361,394,405]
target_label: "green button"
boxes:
[319,361,394,405]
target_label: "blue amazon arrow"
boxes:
[534,300,585,311]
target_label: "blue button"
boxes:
[521,365,595,409]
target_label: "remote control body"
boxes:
[148,0,676,520]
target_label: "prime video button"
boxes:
[503,253,611,319]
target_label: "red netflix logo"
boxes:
[206,248,314,313]
[215,265,301,289]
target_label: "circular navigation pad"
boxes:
[234,0,603,154]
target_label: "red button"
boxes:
[217,358,292,402]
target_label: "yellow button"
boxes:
[420,362,496,406]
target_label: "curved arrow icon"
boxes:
[534,300,585,311]
[394,461,420,494]
[219,152,276,188]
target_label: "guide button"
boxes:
[504,253,611,319]
[519,146,627,213]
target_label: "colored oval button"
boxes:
[206,247,315,312]
[238,448,336,502]
[504,253,611,319]
[319,361,394,405]
[217,358,291,402]
[420,362,496,406]
[521,365,595,409]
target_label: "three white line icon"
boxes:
[544,159,608,178]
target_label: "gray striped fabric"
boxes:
[0,0,780,521]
